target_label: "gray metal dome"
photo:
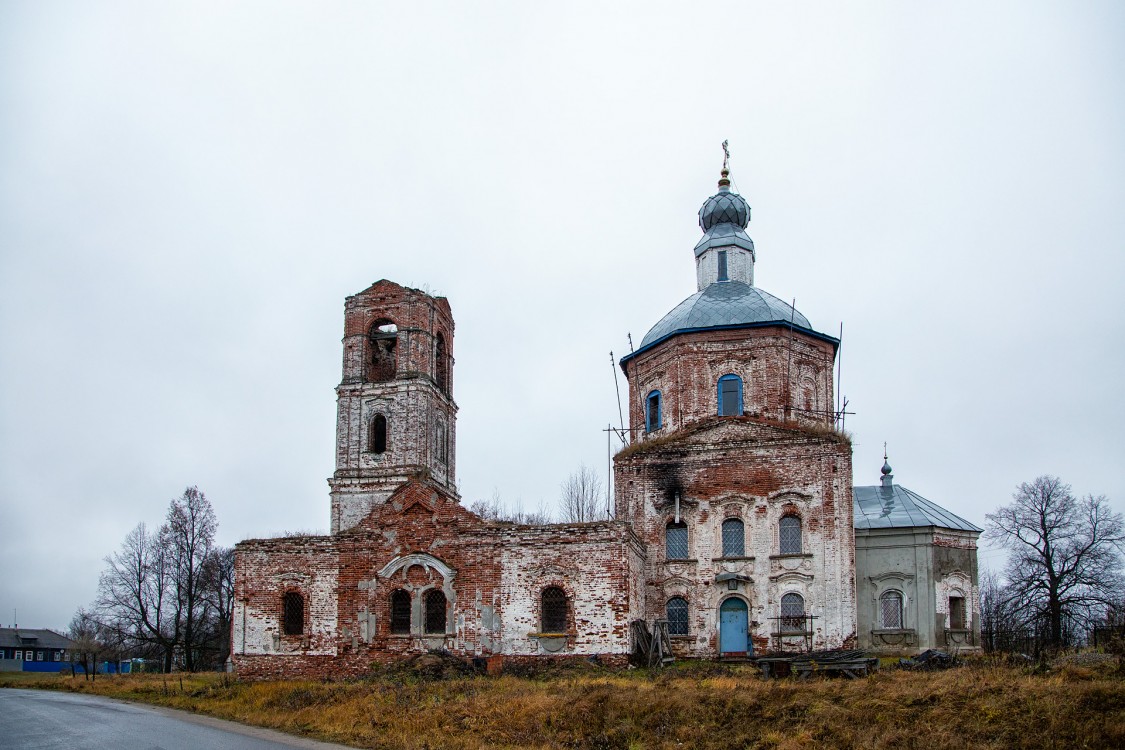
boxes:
[634,281,829,353]
[698,186,750,232]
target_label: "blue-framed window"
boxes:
[666,522,688,559]
[667,597,689,635]
[717,374,742,416]
[646,390,662,432]
[717,250,729,281]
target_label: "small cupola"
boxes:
[695,142,756,290]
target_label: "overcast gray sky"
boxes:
[2,2,1123,631]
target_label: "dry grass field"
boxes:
[3,657,1123,749]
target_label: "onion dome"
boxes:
[695,167,754,258]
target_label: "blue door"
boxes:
[719,598,749,655]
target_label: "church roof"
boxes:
[853,483,982,532]
[624,281,837,363]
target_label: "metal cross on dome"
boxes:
[721,140,730,172]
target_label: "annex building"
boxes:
[232,162,981,678]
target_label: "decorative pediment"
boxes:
[769,571,814,584]
[530,563,578,580]
[377,553,455,584]
[272,572,310,585]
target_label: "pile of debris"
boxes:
[898,649,957,671]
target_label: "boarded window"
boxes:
[435,333,449,393]
[949,596,965,629]
[646,391,662,432]
[282,592,304,635]
[390,589,411,634]
[423,589,447,635]
[435,421,448,465]
[880,590,904,629]
[779,515,802,555]
[666,522,688,559]
[721,518,745,557]
[780,593,805,633]
[371,414,387,454]
[718,375,741,416]
[666,597,689,635]
[717,250,728,281]
[540,587,568,633]
[369,320,398,382]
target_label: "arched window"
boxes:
[540,586,568,633]
[282,592,304,635]
[780,593,805,633]
[880,590,904,629]
[666,597,689,635]
[779,515,802,555]
[646,391,662,432]
[423,589,447,635]
[369,320,398,382]
[665,521,688,560]
[435,332,449,393]
[717,374,742,417]
[370,414,387,454]
[721,518,745,557]
[434,420,448,465]
[390,589,411,634]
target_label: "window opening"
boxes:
[721,518,745,557]
[880,590,904,629]
[717,250,729,281]
[666,521,688,560]
[390,589,411,634]
[717,374,742,416]
[780,593,806,633]
[435,421,448,465]
[282,592,304,635]
[949,596,965,629]
[779,515,802,555]
[666,597,689,635]
[371,414,387,454]
[423,589,447,635]
[369,320,398,382]
[540,586,568,633]
[435,332,449,393]
[646,391,662,432]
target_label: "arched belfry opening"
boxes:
[368,320,398,382]
[435,332,449,393]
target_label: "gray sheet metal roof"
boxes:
[0,628,76,649]
[694,223,756,257]
[853,484,982,532]
[629,281,836,360]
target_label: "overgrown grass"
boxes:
[3,659,1123,749]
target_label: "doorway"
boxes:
[719,598,749,655]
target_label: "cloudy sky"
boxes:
[2,2,1123,630]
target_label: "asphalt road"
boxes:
[0,689,354,749]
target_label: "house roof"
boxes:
[0,628,77,650]
[853,483,982,532]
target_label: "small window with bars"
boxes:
[880,590,904,629]
[779,515,802,555]
[423,589,447,635]
[282,591,304,635]
[665,522,688,559]
[540,587,568,633]
[780,593,805,633]
[721,518,745,557]
[390,589,411,634]
[666,597,689,635]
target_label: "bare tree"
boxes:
[198,546,235,668]
[96,522,180,671]
[164,486,217,671]
[469,489,553,524]
[68,608,106,681]
[559,465,607,523]
[985,476,1125,649]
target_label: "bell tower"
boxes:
[328,280,457,533]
